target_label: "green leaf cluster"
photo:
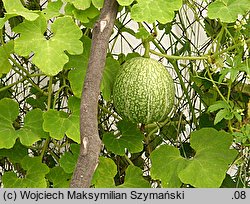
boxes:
[151,128,237,187]
[0,98,48,149]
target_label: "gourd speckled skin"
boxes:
[113,57,175,124]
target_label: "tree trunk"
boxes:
[70,0,118,188]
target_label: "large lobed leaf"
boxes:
[103,120,144,156]
[0,0,39,28]
[59,144,80,174]
[13,15,83,76]
[207,0,250,23]
[131,0,182,24]
[66,36,120,101]
[151,128,237,187]
[92,157,117,187]
[42,96,81,143]
[0,98,47,149]
[151,145,188,187]
[92,158,150,188]
[2,156,50,188]
[46,166,72,188]
[119,165,150,188]
[0,40,14,77]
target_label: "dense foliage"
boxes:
[0,0,249,188]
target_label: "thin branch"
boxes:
[70,0,118,188]
[150,49,209,60]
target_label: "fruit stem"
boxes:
[143,39,150,58]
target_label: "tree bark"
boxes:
[70,0,118,188]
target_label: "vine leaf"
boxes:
[117,0,134,6]
[92,157,117,187]
[151,145,188,187]
[208,100,229,112]
[101,57,120,101]
[178,128,237,187]
[0,40,14,77]
[92,0,104,9]
[119,165,150,188]
[66,36,119,101]
[150,128,237,187]
[207,0,250,23]
[0,98,46,148]
[17,109,48,146]
[135,27,151,40]
[65,0,104,10]
[42,97,80,143]
[0,0,39,28]
[59,144,80,174]
[65,0,92,10]
[43,0,64,20]
[65,3,99,24]
[46,166,72,188]
[0,140,27,164]
[102,120,144,156]
[2,156,49,187]
[131,0,182,24]
[43,110,71,140]
[66,96,81,143]
[65,36,91,97]
[0,98,20,149]
[13,15,83,76]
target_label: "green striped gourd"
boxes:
[113,57,175,124]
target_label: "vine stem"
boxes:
[47,76,53,109]
[124,155,134,166]
[206,69,227,103]
[151,40,199,127]
[40,76,53,161]
[143,40,150,58]
[0,73,44,92]
[53,84,69,109]
[150,49,208,60]
[9,56,48,96]
[211,38,250,59]
[98,104,121,120]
